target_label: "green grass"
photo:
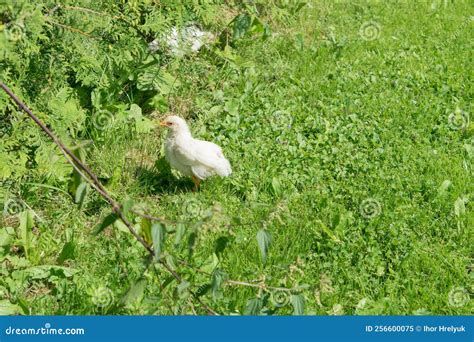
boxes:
[1,1,472,315]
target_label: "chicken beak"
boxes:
[159,121,168,127]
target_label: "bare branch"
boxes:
[0,81,217,315]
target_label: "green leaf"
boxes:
[290,294,305,315]
[0,300,22,315]
[19,210,33,259]
[0,228,12,247]
[214,236,229,257]
[316,220,341,243]
[256,229,272,264]
[140,217,152,245]
[57,241,75,263]
[74,182,88,208]
[11,265,77,280]
[195,283,211,297]
[151,223,166,258]
[114,219,130,233]
[437,180,451,195]
[120,278,147,306]
[136,66,163,91]
[93,213,118,235]
[187,229,198,258]
[174,223,186,246]
[69,146,86,195]
[35,143,72,181]
[128,104,155,133]
[176,281,190,299]
[454,196,468,217]
[244,297,263,315]
[233,13,252,40]
[121,198,134,216]
[211,268,226,300]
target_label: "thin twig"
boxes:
[63,5,121,19]
[225,280,291,292]
[45,18,95,38]
[0,81,217,315]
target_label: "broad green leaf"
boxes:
[114,219,130,233]
[316,220,341,243]
[0,228,12,247]
[214,236,229,257]
[211,268,226,300]
[127,104,155,133]
[437,180,451,195]
[11,265,77,280]
[19,210,33,259]
[57,241,75,263]
[120,278,146,306]
[187,229,198,258]
[74,182,88,208]
[201,253,219,274]
[290,294,305,315]
[93,213,118,235]
[244,297,263,315]
[454,196,467,217]
[0,300,22,315]
[151,223,166,258]
[121,198,134,216]
[256,229,272,264]
[177,281,190,299]
[69,146,86,195]
[140,217,152,245]
[165,253,177,270]
[233,13,252,40]
[174,223,186,246]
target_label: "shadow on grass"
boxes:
[135,157,194,194]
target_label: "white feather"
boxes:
[163,116,232,181]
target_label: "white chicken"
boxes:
[160,116,232,191]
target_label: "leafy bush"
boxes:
[0,1,472,315]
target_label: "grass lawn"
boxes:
[0,1,472,315]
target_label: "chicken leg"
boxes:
[191,175,201,192]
